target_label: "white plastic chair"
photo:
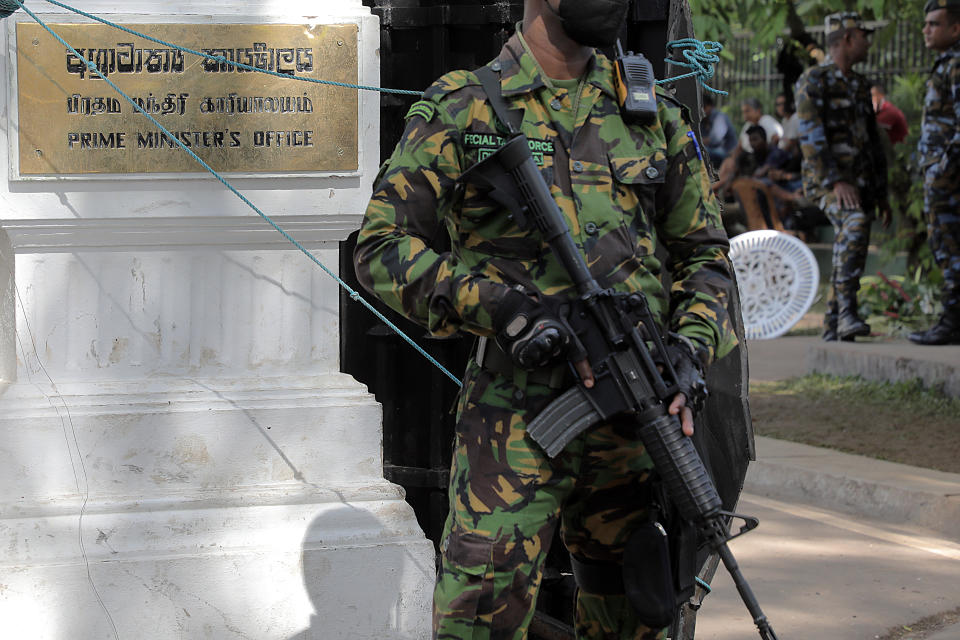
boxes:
[729,230,820,340]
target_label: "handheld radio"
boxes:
[614,40,659,126]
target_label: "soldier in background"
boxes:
[795,12,890,342]
[354,0,736,636]
[911,0,960,345]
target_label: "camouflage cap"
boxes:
[924,0,960,12]
[824,11,875,35]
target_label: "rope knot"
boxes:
[1,0,22,19]
[660,38,728,96]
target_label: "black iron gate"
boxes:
[342,0,524,550]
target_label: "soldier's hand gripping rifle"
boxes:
[462,134,780,640]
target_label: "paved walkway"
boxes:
[695,492,960,640]
[735,334,960,638]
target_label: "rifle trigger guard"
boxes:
[718,510,760,543]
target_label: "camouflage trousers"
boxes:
[434,361,667,640]
[924,163,960,311]
[819,192,871,304]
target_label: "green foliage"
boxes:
[875,72,942,283]
[889,72,926,122]
[688,0,784,48]
[858,271,942,334]
[688,0,926,50]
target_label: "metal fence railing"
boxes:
[713,20,935,103]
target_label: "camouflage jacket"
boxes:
[354,34,736,365]
[795,57,888,207]
[919,40,960,172]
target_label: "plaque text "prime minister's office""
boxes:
[65,42,318,151]
[17,23,360,175]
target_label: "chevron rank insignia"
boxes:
[405,100,437,123]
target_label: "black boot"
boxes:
[822,299,838,342]
[908,310,960,345]
[837,292,870,340]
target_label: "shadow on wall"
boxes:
[288,508,431,640]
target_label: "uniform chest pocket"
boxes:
[609,152,667,190]
[608,151,667,250]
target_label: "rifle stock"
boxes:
[463,133,781,640]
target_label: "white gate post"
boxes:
[0,2,435,638]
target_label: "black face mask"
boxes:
[552,0,630,48]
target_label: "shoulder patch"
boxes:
[423,69,480,103]
[405,100,437,123]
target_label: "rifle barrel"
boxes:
[714,531,780,640]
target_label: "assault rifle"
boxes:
[462,134,780,640]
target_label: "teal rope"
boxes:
[10,3,725,99]
[0,0,20,18]
[24,0,423,97]
[13,1,461,386]
[657,39,727,96]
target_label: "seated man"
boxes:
[713,125,765,194]
[715,98,785,189]
[719,126,805,232]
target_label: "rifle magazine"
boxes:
[526,385,602,457]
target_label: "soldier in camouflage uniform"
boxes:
[354,0,736,637]
[795,12,890,342]
[911,0,960,345]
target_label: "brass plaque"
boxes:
[15,23,359,175]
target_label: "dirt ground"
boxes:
[748,378,960,475]
[877,606,960,640]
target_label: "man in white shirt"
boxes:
[714,98,784,195]
[739,97,783,152]
[775,93,802,152]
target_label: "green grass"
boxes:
[749,374,960,473]
[783,325,821,337]
[754,373,960,418]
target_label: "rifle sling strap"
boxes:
[475,65,523,135]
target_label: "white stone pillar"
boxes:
[0,2,435,638]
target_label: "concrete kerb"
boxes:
[744,337,960,541]
[744,437,960,543]
[805,340,960,398]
